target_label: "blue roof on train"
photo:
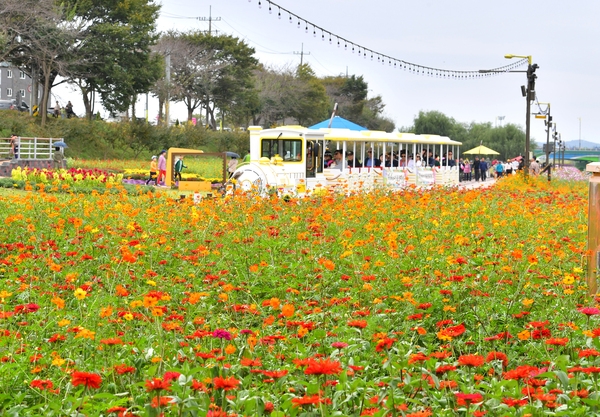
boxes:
[309,116,367,131]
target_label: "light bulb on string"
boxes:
[258,1,261,8]
[344,43,347,50]
[278,8,281,18]
[297,21,300,28]
[289,16,293,23]
[305,24,308,33]
[313,27,316,37]
[268,4,272,13]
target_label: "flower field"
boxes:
[0,175,597,416]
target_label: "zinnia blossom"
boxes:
[455,392,483,405]
[145,378,171,392]
[579,307,600,316]
[291,394,330,408]
[457,354,485,367]
[304,358,343,375]
[212,376,240,390]
[212,329,232,340]
[71,371,102,389]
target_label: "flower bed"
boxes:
[0,174,595,416]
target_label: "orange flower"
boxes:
[281,304,295,317]
[347,320,368,329]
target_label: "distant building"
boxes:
[0,62,45,107]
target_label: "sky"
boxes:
[54,0,600,145]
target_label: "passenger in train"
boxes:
[346,151,362,168]
[331,150,344,170]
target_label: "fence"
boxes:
[0,137,65,160]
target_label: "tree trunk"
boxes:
[131,94,137,120]
[158,96,164,125]
[80,84,93,120]
[40,64,51,127]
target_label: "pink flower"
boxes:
[331,342,348,349]
[579,307,600,316]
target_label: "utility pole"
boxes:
[165,53,170,127]
[197,6,221,35]
[579,117,582,150]
[542,105,552,182]
[293,43,310,66]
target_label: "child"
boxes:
[146,156,158,185]
[174,156,187,182]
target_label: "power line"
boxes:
[247,0,529,79]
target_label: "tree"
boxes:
[1,0,77,126]
[158,32,257,128]
[61,0,162,119]
[320,74,395,131]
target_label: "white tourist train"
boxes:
[230,125,462,195]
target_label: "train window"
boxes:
[261,139,302,161]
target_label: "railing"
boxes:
[0,137,65,160]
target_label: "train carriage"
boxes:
[231,125,461,195]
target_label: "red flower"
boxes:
[435,365,457,374]
[145,378,171,392]
[240,357,263,367]
[375,337,396,352]
[438,323,466,338]
[455,392,483,405]
[502,397,528,407]
[545,337,568,346]
[457,354,485,367]
[486,351,508,367]
[30,379,54,390]
[304,358,343,375]
[71,371,102,389]
[213,376,240,390]
[163,371,181,382]
[114,364,135,375]
[291,394,331,408]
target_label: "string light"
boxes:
[250,0,528,79]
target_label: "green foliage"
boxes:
[0,111,249,159]
[409,110,533,160]
[61,0,162,116]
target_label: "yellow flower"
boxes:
[58,319,71,327]
[562,275,575,285]
[517,330,530,340]
[52,357,66,367]
[443,305,456,312]
[522,298,534,307]
[74,288,87,300]
[123,313,134,321]
[146,280,156,286]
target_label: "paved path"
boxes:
[456,178,497,190]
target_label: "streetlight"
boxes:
[504,54,538,179]
[535,102,552,181]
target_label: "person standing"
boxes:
[66,101,74,118]
[52,146,64,169]
[473,156,481,181]
[146,155,158,185]
[156,150,167,186]
[227,156,238,178]
[463,159,471,181]
[530,158,541,176]
[479,158,488,181]
[53,101,61,118]
[9,134,19,159]
[495,161,504,178]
